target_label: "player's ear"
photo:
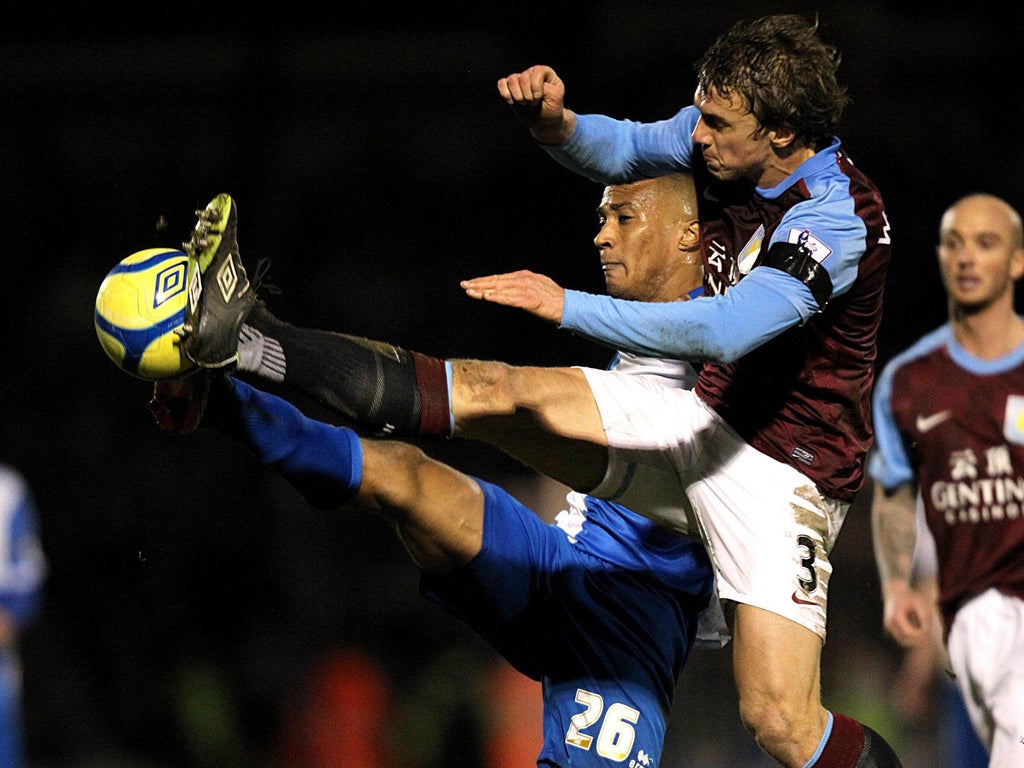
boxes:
[769,125,797,150]
[678,219,701,254]
[1011,245,1024,281]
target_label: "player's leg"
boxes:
[450,360,609,491]
[728,606,902,768]
[573,373,902,768]
[0,656,26,768]
[175,193,613,489]
[237,307,610,488]
[678,422,902,768]
[236,307,612,490]
[152,373,484,573]
[358,437,485,573]
[946,587,1024,767]
[177,193,450,433]
[238,304,453,436]
[731,606,828,762]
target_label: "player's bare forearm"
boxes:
[871,482,931,645]
[871,481,917,588]
[461,270,565,324]
[496,65,576,145]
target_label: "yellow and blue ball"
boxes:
[94,248,196,381]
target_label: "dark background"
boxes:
[1,3,1020,766]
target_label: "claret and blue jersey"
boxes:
[870,324,1024,630]
[548,104,891,501]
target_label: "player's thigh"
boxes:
[516,366,605,440]
[685,418,848,641]
[422,478,569,629]
[947,588,1024,759]
[455,365,610,490]
[582,370,708,535]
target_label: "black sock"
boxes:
[245,305,451,436]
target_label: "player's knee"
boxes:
[362,441,432,504]
[739,693,786,742]
[365,441,478,511]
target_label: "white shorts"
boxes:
[946,588,1024,766]
[581,368,849,640]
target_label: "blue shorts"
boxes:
[422,478,708,768]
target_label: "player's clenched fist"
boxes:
[496,65,575,145]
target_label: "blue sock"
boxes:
[213,377,363,508]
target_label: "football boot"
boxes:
[180,193,255,368]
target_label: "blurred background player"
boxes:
[870,192,1024,767]
[156,173,725,768]
[0,463,47,768]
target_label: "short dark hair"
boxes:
[695,14,850,150]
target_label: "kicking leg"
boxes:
[450,360,608,492]
[240,308,610,492]
[241,305,451,436]
[176,194,608,492]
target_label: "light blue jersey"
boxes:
[542,106,890,502]
[551,108,870,364]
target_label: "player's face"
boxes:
[690,87,776,185]
[594,180,696,302]
[937,197,1024,313]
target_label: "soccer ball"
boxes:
[94,247,197,381]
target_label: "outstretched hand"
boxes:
[461,270,565,325]
[496,65,575,145]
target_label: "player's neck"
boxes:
[950,302,1024,359]
[758,147,816,188]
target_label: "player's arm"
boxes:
[890,570,945,722]
[871,481,932,647]
[464,265,817,364]
[542,110,698,184]
[867,361,932,648]
[497,64,697,182]
[464,205,856,362]
[560,267,814,362]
